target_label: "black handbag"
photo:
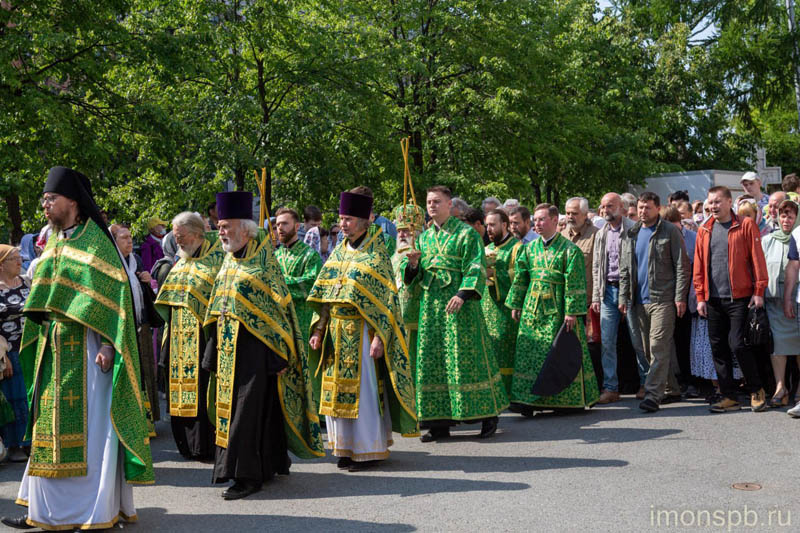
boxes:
[744,305,773,355]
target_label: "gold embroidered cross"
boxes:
[40,392,54,407]
[63,390,80,408]
[342,355,356,367]
[64,336,81,353]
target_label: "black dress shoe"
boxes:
[420,427,450,442]
[479,417,498,438]
[509,402,534,416]
[1,515,34,529]
[222,481,260,500]
[348,459,382,472]
[639,398,660,412]
[660,394,683,405]
[337,457,353,469]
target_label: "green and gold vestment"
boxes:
[155,233,224,417]
[481,235,522,395]
[505,233,599,408]
[391,249,421,376]
[19,219,153,483]
[405,216,508,422]
[307,225,418,437]
[275,239,321,345]
[204,229,323,458]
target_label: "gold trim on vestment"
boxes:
[55,246,128,283]
[166,263,217,287]
[420,372,504,393]
[22,511,138,531]
[323,260,397,295]
[25,308,148,470]
[214,317,240,448]
[223,268,292,308]
[208,289,295,361]
[307,282,416,422]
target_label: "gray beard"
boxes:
[177,243,201,259]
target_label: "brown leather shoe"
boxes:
[635,387,646,400]
[709,397,740,413]
[751,388,768,412]
[596,390,620,404]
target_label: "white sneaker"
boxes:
[0,439,7,463]
[788,402,800,418]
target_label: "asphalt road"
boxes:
[1,396,798,532]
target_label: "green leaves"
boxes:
[2,0,796,245]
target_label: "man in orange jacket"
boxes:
[694,185,769,413]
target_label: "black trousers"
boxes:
[673,311,693,386]
[706,297,762,397]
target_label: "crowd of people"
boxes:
[0,166,798,529]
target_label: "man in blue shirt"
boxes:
[619,192,690,413]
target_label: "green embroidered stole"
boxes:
[20,220,153,483]
[204,230,324,459]
[155,234,224,417]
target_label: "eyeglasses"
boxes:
[40,194,61,205]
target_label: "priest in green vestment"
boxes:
[307,191,418,472]
[3,167,153,531]
[505,203,599,414]
[390,203,425,375]
[155,211,224,460]
[274,208,322,344]
[403,186,508,442]
[274,207,323,411]
[481,209,523,396]
[202,191,323,501]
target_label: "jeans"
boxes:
[706,297,763,397]
[631,303,679,402]
[600,284,650,392]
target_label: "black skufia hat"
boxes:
[43,166,112,243]
[530,322,583,397]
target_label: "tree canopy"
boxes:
[2,0,798,241]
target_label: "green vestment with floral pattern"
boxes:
[203,229,324,458]
[155,233,224,417]
[307,225,418,437]
[391,250,421,376]
[505,233,599,408]
[19,219,154,483]
[404,217,508,422]
[481,236,522,396]
[275,239,321,345]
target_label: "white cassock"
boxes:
[17,328,136,530]
[325,322,393,462]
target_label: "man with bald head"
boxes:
[766,191,787,231]
[591,193,649,404]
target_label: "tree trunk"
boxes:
[4,192,23,244]
[411,130,424,175]
[234,166,245,191]
[786,0,800,131]
[552,182,561,212]
[530,172,542,205]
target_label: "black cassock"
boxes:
[202,323,290,485]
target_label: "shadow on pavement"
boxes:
[151,469,531,497]
[378,452,627,473]
[129,508,416,532]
